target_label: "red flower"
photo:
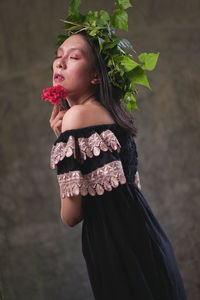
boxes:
[41,85,68,105]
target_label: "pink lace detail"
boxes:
[78,130,121,160]
[57,160,126,198]
[50,136,77,169]
[50,129,121,169]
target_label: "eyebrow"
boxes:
[57,47,86,55]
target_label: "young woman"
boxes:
[49,33,187,300]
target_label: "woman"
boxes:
[49,33,187,299]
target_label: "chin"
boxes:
[53,81,62,87]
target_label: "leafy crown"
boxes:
[56,0,160,112]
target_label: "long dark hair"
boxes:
[80,32,137,137]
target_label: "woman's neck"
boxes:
[67,93,97,107]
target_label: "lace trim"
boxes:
[50,129,121,169]
[57,160,126,198]
[50,136,77,169]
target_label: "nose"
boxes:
[56,58,66,69]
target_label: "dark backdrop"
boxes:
[0,0,199,299]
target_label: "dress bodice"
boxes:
[50,123,138,197]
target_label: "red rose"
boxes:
[41,85,68,105]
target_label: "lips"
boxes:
[54,73,65,83]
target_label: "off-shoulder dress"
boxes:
[50,123,187,300]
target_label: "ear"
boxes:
[91,72,101,84]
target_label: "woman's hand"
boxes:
[135,171,141,190]
[49,104,68,137]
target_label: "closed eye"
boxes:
[54,56,79,60]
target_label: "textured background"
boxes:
[0,0,199,299]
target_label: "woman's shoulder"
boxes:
[62,103,115,133]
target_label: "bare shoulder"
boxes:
[61,105,86,132]
[61,103,115,132]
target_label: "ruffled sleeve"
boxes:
[50,125,127,198]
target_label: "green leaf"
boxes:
[110,9,128,31]
[130,94,136,103]
[89,28,99,36]
[126,101,132,112]
[98,10,110,25]
[131,102,138,110]
[107,58,114,68]
[126,97,138,112]
[115,0,132,10]
[103,39,120,50]
[85,10,93,19]
[124,91,131,99]
[124,92,136,103]
[114,55,139,72]
[94,11,98,18]
[127,66,151,89]
[138,52,160,71]
[68,0,81,17]
[98,37,105,53]
[85,10,97,26]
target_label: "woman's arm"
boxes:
[60,194,83,227]
[50,105,84,227]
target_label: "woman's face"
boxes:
[52,34,96,99]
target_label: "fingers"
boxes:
[52,118,62,137]
[49,104,68,137]
[50,104,59,122]
[60,105,66,111]
[52,110,66,127]
[51,111,66,135]
[54,120,62,137]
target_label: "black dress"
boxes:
[50,123,187,300]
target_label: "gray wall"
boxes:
[0,0,199,299]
